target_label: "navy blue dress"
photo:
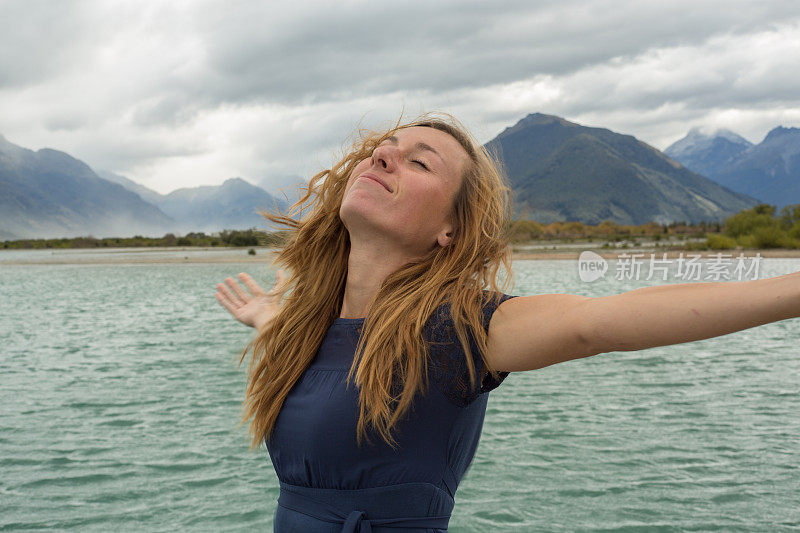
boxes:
[266,292,517,532]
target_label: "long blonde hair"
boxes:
[239,112,514,450]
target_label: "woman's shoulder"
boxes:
[478,289,517,328]
[424,290,516,333]
[423,290,517,407]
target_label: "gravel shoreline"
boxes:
[1,246,797,265]
[511,248,800,260]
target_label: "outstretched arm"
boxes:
[487,270,800,372]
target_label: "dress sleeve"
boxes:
[424,292,518,408]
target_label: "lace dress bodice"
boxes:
[266,292,517,531]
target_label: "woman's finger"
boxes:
[217,281,243,306]
[215,290,239,314]
[238,272,266,296]
[225,277,250,302]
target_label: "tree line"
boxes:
[506,203,800,250]
[3,203,799,250]
[1,229,290,249]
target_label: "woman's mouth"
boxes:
[359,173,392,193]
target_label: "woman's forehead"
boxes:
[392,126,470,170]
[394,125,455,145]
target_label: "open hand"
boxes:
[215,270,287,329]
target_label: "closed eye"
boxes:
[412,159,429,171]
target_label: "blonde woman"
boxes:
[215,113,799,532]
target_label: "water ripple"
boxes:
[1,260,799,531]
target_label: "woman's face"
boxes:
[339,126,470,254]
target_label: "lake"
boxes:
[1,251,798,531]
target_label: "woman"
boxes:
[215,113,799,532]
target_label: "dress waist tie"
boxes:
[277,481,453,532]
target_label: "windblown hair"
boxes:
[238,112,514,450]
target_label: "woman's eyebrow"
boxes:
[383,135,445,166]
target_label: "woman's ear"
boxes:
[437,225,454,247]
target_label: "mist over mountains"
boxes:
[0,133,288,240]
[3,112,799,240]
[100,171,287,235]
[0,134,174,240]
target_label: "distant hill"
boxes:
[0,135,175,240]
[485,113,760,225]
[98,170,163,206]
[667,126,800,210]
[101,172,288,234]
[664,128,753,179]
[3,113,774,240]
[156,177,286,233]
[0,133,288,240]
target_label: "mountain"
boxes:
[688,127,800,210]
[0,135,175,240]
[485,113,760,225]
[664,127,753,179]
[102,171,288,234]
[3,113,771,240]
[155,177,285,233]
[98,169,164,206]
[666,126,800,210]
[102,169,290,233]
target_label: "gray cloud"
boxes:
[189,1,799,105]
[0,1,90,88]
[0,0,799,193]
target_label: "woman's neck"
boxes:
[339,237,421,319]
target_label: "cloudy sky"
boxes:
[1,0,799,195]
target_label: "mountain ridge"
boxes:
[3,113,787,239]
[100,172,287,234]
[0,135,286,239]
[666,125,800,209]
[0,137,175,240]
[486,113,759,225]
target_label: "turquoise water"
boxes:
[1,256,799,531]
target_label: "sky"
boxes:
[1,0,799,196]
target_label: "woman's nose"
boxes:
[372,144,397,171]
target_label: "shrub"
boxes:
[724,204,780,238]
[777,204,800,230]
[736,234,755,248]
[752,226,791,248]
[509,219,545,242]
[685,241,708,250]
[706,234,738,250]
[787,222,800,240]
